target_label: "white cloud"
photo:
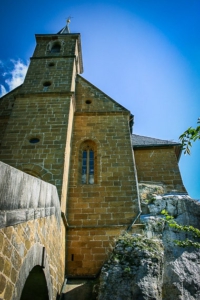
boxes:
[5,60,28,91]
[0,84,7,97]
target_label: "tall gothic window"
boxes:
[80,140,96,184]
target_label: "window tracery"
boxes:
[80,140,97,184]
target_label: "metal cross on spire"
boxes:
[59,16,73,34]
[66,16,73,33]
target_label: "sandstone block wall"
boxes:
[0,33,81,201]
[0,216,65,300]
[66,75,140,276]
[67,227,126,276]
[22,35,81,94]
[75,76,127,113]
[0,88,20,146]
[134,148,186,193]
[22,58,75,94]
[0,162,65,300]
[0,94,72,198]
[67,113,137,275]
[68,113,138,227]
[0,116,9,147]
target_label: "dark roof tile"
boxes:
[132,134,181,147]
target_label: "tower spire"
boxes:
[58,17,72,34]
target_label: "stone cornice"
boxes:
[75,111,130,116]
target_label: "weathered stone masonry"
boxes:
[66,76,139,276]
[0,24,187,298]
[134,147,186,193]
[0,161,65,299]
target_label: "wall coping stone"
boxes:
[0,207,56,228]
[0,161,61,227]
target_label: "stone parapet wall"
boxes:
[0,161,65,299]
[0,207,56,229]
[0,161,61,223]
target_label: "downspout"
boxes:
[127,116,142,231]
[127,210,142,232]
[59,278,68,300]
[126,159,142,232]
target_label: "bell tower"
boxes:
[0,23,83,210]
[22,22,83,94]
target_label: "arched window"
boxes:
[51,42,61,53]
[80,140,96,184]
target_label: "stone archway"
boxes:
[12,243,53,300]
[20,265,49,300]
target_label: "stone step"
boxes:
[130,223,145,234]
[61,279,98,300]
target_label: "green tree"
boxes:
[179,118,200,154]
[171,118,200,248]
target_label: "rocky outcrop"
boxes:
[98,234,164,300]
[146,194,200,300]
[98,184,200,300]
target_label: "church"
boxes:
[0,22,186,299]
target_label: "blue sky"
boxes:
[0,0,199,199]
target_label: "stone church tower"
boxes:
[0,23,186,298]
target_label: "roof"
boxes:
[57,25,70,34]
[131,134,181,147]
[57,19,71,34]
[131,134,182,161]
[0,84,22,100]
